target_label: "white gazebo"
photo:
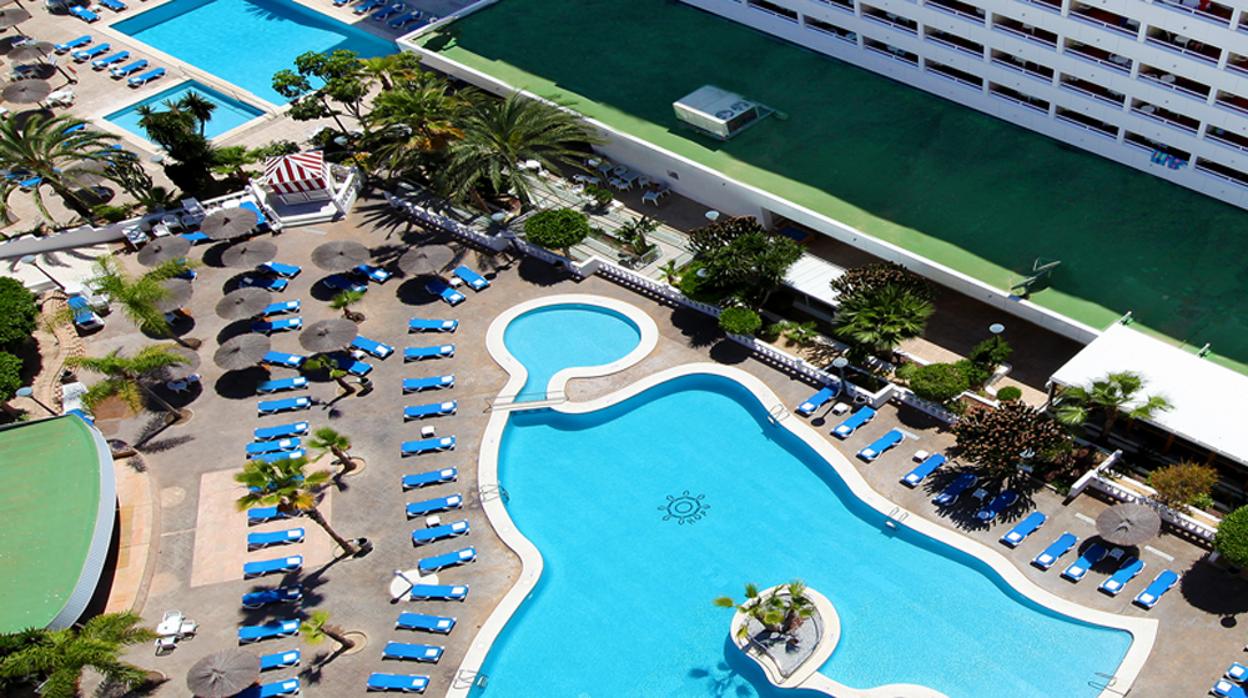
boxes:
[261,150,337,206]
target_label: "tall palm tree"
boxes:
[832,285,933,356]
[367,76,469,177]
[66,345,188,421]
[442,93,599,207]
[0,114,120,223]
[0,612,156,698]
[177,93,218,136]
[358,52,422,92]
[1053,371,1172,432]
[89,255,199,348]
[298,610,355,652]
[235,456,359,556]
[307,426,357,477]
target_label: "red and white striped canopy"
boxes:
[263,151,328,194]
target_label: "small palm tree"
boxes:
[0,114,120,224]
[329,290,365,322]
[299,610,355,652]
[303,354,354,396]
[176,93,217,136]
[714,580,815,641]
[833,285,933,356]
[0,612,156,698]
[67,345,188,421]
[1053,371,1172,432]
[90,255,200,347]
[235,456,359,556]
[307,426,357,477]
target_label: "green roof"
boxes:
[0,416,105,632]
[420,0,1248,373]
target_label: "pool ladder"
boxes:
[767,404,789,424]
[1090,672,1124,694]
[884,506,909,530]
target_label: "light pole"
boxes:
[704,210,720,222]
[18,254,65,292]
[15,386,57,417]
[831,356,849,397]
[989,322,1005,337]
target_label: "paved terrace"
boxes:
[67,196,1245,697]
[417,0,1248,374]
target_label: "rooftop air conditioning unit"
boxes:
[673,85,771,140]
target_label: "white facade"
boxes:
[682,0,1248,209]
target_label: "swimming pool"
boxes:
[104,80,265,141]
[472,300,1142,697]
[501,303,642,401]
[113,0,395,104]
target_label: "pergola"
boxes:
[260,150,336,206]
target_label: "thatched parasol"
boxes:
[186,649,260,698]
[154,279,193,313]
[397,244,453,277]
[1096,502,1162,547]
[221,240,277,268]
[136,235,191,267]
[310,240,368,272]
[0,7,31,30]
[163,346,201,380]
[2,78,49,105]
[7,40,53,63]
[213,334,271,370]
[215,288,271,320]
[200,207,259,241]
[299,318,357,353]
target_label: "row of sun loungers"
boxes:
[1027,530,1177,605]
[61,36,166,85]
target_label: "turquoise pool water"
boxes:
[104,80,264,141]
[480,373,1133,697]
[501,303,641,401]
[113,0,395,104]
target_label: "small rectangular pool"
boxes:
[113,0,395,104]
[105,80,265,141]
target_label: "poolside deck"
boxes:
[416,0,1248,374]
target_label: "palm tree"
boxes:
[367,77,469,177]
[0,114,120,223]
[1053,371,1172,433]
[303,355,354,397]
[177,93,218,136]
[442,93,599,208]
[358,52,422,91]
[90,255,200,348]
[66,345,188,422]
[832,285,933,356]
[0,612,156,698]
[329,289,365,322]
[714,580,815,641]
[235,456,359,556]
[299,610,355,652]
[307,426,358,477]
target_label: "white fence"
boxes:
[1068,451,1220,542]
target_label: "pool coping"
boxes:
[462,295,1156,698]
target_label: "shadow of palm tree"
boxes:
[669,305,720,348]
[1178,556,1248,616]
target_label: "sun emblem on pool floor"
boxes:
[660,491,709,525]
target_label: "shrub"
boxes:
[995,386,1022,402]
[952,401,1074,479]
[969,336,1012,366]
[718,307,762,336]
[833,285,933,355]
[687,217,802,306]
[905,362,970,404]
[830,261,933,303]
[1215,506,1248,567]
[1148,461,1218,512]
[0,351,20,402]
[954,359,992,388]
[0,277,37,350]
[584,185,613,210]
[523,208,590,252]
[92,204,131,223]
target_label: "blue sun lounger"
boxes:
[254,421,309,440]
[55,35,92,53]
[241,275,288,292]
[128,67,165,87]
[247,528,305,550]
[100,0,125,11]
[253,449,305,464]
[260,261,302,278]
[69,5,99,22]
[795,386,836,416]
[395,613,455,634]
[72,43,109,62]
[252,317,302,335]
[1228,663,1248,682]
[901,453,946,487]
[1032,532,1078,570]
[353,335,395,359]
[67,295,103,330]
[354,0,384,13]
[92,51,129,70]
[238,619,300,644]
[367,672,429,693]
[409,583,468,601]
[999,511,1046,547]
[857,428,903,461]
[1099,557,1144,596]
[388,11,419,27]
[263,299,301,316]
[402,468,457,490]
[327,354,372,377]
[323,274,367,294]
[247,506,287,525]
[237,678,300,698]
[259,649,301,671]
[405,494,463,518]
[1133,569,1179,609]
[452,265,489,290]
[243,555,302,579]
[110,59,146,78]
[181,231,209,245]
[1212,680,1248,698]
[1061,543,1107,582]
[409,317,457,332]
[246,438,301,456]
[412,520,469,546]
[262,352,307,369]
[425,278,465,306]
[975,490,1019,522]
[242,585,303,608]
[832,406,876,439]
[403,375,453,393]
[932,472,978,506]
[257,376,308,394]
[419,547,476,573]
[401,436,455,457]
[373,4,401,21]
[258,397,311,415]
[404,345,454,361]
[383,642,443,663]
[404,401,457,421]
[355,264,391,283]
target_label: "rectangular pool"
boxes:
[104,80,265,141]
[113,0,395,104]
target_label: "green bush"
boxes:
[995,386,1022,402]
[0,351,21,402]
[92,204,131,223]
[0,277,36,350]
[523,208,591,252]
[1215,506,1248,567]
[1148,461,1218,512]
[969,336,1013,366]
[954,359,992,388]
[718,307,762,336]
[584,185,613,209]
[905,362,970,404]
[758,322,783,342]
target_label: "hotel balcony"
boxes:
[923,0,986,24]
[814,0,856,14]
[1069,3,1140,37]
[1154,0,1234,29]
[1145,27,1222,65]
[1054,107,1120,137]
[864,37,920,65]
[804,15,859,43]
[1059,73,1126,106]
[1123,131,1191,166]
[1019,0,1062,14]
[993,15,1058,49]
[926,27,985,58]
[1214,90,1248,117]
[926,59,984,89]
[1229,52,1248,76]
[1205,126,1248,154]
[1137,65,1211,101]
[1131,99,1200,133]
[989,82,1051,113]
[991,50,1054,82]
[862,5,919,33]
[1195,157,1248,188]
[746,0,799,22]
[1064,39,1132,72]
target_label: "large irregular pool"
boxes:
[478,370,1134,697]
[501,303,641,401]
[113,0,395,104]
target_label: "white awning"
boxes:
[783,253,845,308]
[1050,323,1248,466]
